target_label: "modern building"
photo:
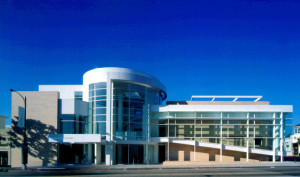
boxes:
[10,67,293,167]
[0,115,11,167]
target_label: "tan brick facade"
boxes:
[10,91,59,167]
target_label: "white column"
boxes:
[273,112,276,162]
[246,112,249,162]
[220,112,223,162]
[111,81,114,141]
[280,112,283,162]
[194,116,196,161]
[105,143,112,165]
[168,118,170,161]
[105,75,112,165]
[94,143,98,164]
[253,114,256,149]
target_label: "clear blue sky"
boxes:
[0,0,299,126]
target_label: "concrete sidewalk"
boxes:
[2,161,300,172]
[105,162,300,169]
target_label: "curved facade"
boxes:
[83,67,167,165]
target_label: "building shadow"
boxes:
[9,119,57,166]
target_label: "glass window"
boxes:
[95,101,106,107]
[130,115,142,123]
[176,125,194,137]
[176,120,194,124]
[130,102,144,109]
[228,120,247,124]
[169,125,176,137]
[175,112,195,118]
[89,84,94,90]
[114,82,129,90]
[252,125,273,137]
[158,120,168,124]
[201,112,221,118]
[60,121,75,134]
[96,122,106,135]
[255,120,273,124]
[202,120,220,124]
[169,119,175,124]
[94,96,106,100]
[130,84,145,92]
[253,112,274,118]
[95,82,107,89]
[74,91,83,100]
[95,108,106,115]
[95,89,106,96]
[223,112,247,118]
[89,90,94,97]
[95,115,106,121]
[201,125,220,137]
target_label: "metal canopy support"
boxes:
[191,95,263,102]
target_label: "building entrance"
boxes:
[293,143,299,155]
[116,144,144,164]
[158,144,165,163]
[0,151,8,167]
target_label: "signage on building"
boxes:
[48,134,102,143]
[18,106,25,128]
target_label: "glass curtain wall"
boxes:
[89,82,107,139]
[113,81,162,164]
[153,112,286,151]
[112,81,161,141]
[60,115,90,134]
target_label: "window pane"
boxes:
[95,115,106,121]
[89,90,94,97]
[95,101,106,107]
[95,82,107,89]
[95,108,106,115]
[202,120,220,124]
[89,84,94,90]
[96,122,106,134]
[95,89,106,96]
[94,96,106,100]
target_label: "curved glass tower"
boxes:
[83,67,167,165]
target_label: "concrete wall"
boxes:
[11,91,59,167]
[166,143,270,163]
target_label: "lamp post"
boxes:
[10,89,28,170]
